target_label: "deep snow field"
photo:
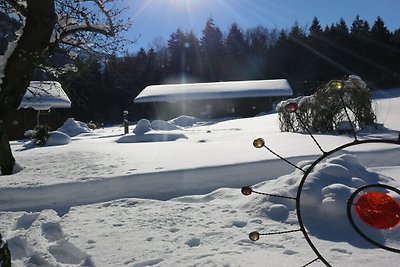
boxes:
[1,88,400,266]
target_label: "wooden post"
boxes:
[123,110,129,134]
[36,110,41,126]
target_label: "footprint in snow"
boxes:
[42,222,64,242]
[14,213,39,230]
[232,220,247,228]
[185,237,201,247]
[8,211,94,266]
[48,239,94,265]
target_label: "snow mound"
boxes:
[133,119,151,134]
[116,133,188,143]
[168,116,205,127]
[250,154,399,249]
[57,118,93,137]
[300,155,385,226]
[150,120,181,131]
[128,119,186,142]
[45,131,71,146]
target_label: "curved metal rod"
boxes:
[346,183,400,253]
[295,138,400,267]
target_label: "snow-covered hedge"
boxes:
[277,75,376,133]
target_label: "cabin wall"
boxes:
[151,97,284,120]
[9,109,70,140]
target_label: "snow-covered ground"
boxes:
[1,88,400,266]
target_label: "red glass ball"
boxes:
[285,103,297,113]
[241,186,253,196]
[355,192,400,230]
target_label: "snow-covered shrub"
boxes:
[32,124,50,146]
[57,118,93,137]
[168,116,205,127]
[133,119,151,134]
[278,76,376,133]
[150,120,181,131]
[276,96,313,132]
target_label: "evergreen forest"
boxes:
[2,15,400,124]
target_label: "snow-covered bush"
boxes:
[168,116,205,127]
[24,128,71,147]
[57,118,93,137]
[35,125,50,145]
[277,76,376,133]
[133,119,151,134]
[276,96,312,132]
[24,124,52,146]
[150,120,181,131]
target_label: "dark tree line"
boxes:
[26,16,400,124]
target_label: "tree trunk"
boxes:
[0,118,14,175]
[0,0,56,175]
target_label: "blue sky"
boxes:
[122,0,400,52]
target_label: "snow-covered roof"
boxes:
[134,79,293,103]
[18,81,71,110]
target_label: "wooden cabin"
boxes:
[134,79,293,120]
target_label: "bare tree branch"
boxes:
[0,0,27,17]
[48,0,132,55]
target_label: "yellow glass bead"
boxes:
[253,138,265,148]
[329,80,343,90]
[249,231,260,241]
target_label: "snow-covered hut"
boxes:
[134,79,293,119]
[10,81,72,139]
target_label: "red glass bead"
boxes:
[285,103,297,113]
[355,192,400,230]
[241,186,253,196]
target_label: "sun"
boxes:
[168,0,193,11]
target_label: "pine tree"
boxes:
[226,22,248,59]
[371,16,391,43]
[309,17,323,37]
[307,17,327,89]
[167,28,187,75]
[225,22,248,79]
[200,17,225,81]
[350,15,370,37]
[184,31,202,79]
[246,26,270,79]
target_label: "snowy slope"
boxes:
[0,88,399,266]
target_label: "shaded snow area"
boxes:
[1,88,400,266]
